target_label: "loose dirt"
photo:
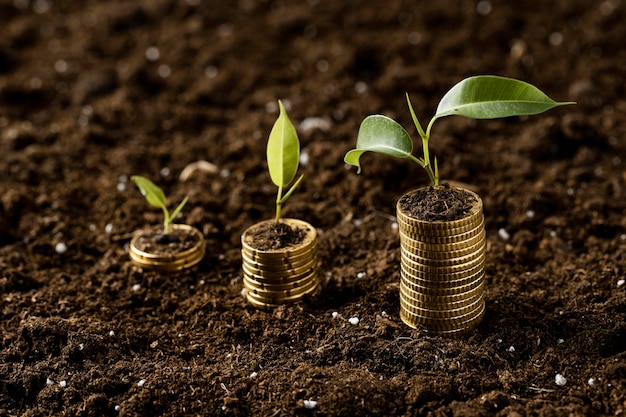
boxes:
[1,1,625,416]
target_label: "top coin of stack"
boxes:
[396,188,486,336]
[241,219,320,309]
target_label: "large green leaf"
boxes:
[435,75,574,120]
[267,101,300,187]
[131,175,166,210]
[344,115,413,173]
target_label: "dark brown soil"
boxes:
[244,221,305,251]
[132,224,202,255]
[398,185,477,221]
[1,1,625,416]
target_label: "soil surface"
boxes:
[1,1,625,416]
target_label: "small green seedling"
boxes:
[131,175,188,237]
[267,100,304,223]
[345,75,575,185]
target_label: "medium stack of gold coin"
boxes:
[396,189,486,336]
[241,219,320,309]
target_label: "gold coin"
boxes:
[244,272,318,297]
[400,244,485,268]
[399,278,485,303]
[396,212,483,236]
[243,272,318,292]
[400,258,484,281]
[241,247,317,269]
[400,271,484,296]
[245,280,320,305]
[242,263,317,284]
[400,293,483,318]
[130,243,205,273]
[400,304,484,333]
[399,230,485,253]
[399,233,485,259]
[398,221,484,244]
[402,291,483,312]
[401,265,485,288]
[400,251,485,275]
[242,257,316,278]
[244,282,321,309]
[241,219,317,258]
[400,278,484,304]
[400,299,485,326]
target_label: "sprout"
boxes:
[131,175,188,236]
[267,100,304,222]
[345,75,575,185]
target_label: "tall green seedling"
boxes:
[267,100,304,223]
[131,175,188,235]
[345,75,575,185]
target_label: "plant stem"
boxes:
[162,207,170,234]
[275,185,283,223]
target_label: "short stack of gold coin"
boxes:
[396,189,486,336]
[129,224,205,275]
[241,219,320,309]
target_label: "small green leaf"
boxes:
[344,115,414,173]
[435,75,575,120]
[131,176,166,210]
[267,100,300,187]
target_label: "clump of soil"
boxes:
[399,184,477,221]
[246,221,306,251]
[132,225,201,255]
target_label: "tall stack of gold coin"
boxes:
[241,219,320,309]
[396,189,486,336]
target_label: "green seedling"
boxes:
[345,75,575,186]
[131,175,188,238]
[267,100,304,223]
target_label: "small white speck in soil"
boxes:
[555,374,567,386]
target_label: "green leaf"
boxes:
[435,75,575,120]
[344,115,413,173]
[131,175,166,210]
[267,100,300,187]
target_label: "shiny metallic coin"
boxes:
[400,278,484,303]
[398,221,485,244]
[400,251,485,275]
[401,265,485,288]
[396,212,483,236]
[399,278,485,303]
[400,303,485,333]
[245,280,320,305]
[244,272,318,298]
[400,259,484,283]
[241,218,317,259]
[403,291,483,312]
[400,298,485,326]
[242,257,316,278]
[243,272,318,292]
[241,248,316,269]
[399,233,485,259]
[399,230,486,253]
[400,271,484,296]
[242,265,316,285]
[400,244,485,268]
[400,292,483,318]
